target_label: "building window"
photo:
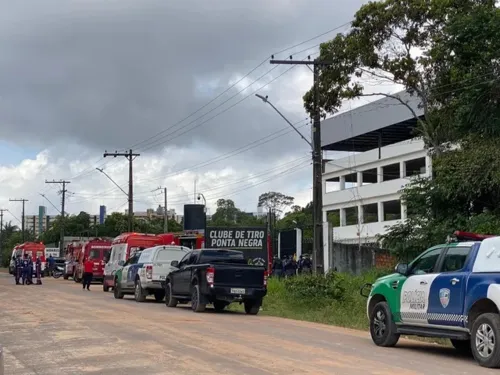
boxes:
[383,200,401,221]
[404,157,426,177]
[345,206,358,226]
[344,172,357,187]
[325,177,339,193]
[362,168,377,186]
[382,163,400,181]
[326,209,340,227]
[362,203,378,223]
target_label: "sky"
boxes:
[0,0,372,224]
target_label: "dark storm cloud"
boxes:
[0,0,367,159]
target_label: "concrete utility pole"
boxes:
[103,149,140,232]
[45,180,70,257]
[269,56,333,273]
[153,187,168,233]
[0,208,6,265]
[9,198,28,242]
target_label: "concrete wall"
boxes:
[328,242,396,275]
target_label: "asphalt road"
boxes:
[0,274,498,375]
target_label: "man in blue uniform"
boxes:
[14,255,23,285]
[27,256,34,285]
[22,254,30,285]
[35,256,42,285]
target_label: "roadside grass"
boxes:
[228,270,449,346]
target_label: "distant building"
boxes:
[99,205,106,225]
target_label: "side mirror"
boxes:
[118,260,125,267]
[170,260,179,267]
[395,263,409,276]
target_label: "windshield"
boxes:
[156,248,187,262]
[88,249,100,260]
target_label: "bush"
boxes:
[282,271,346,304]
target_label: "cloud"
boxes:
[0,0,369,222]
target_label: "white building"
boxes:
[320,90,427,245]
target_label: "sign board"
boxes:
[205,227,268,267]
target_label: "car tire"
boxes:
[113,280,124,299]
[191,285,206,313]
[369,301,400,347]
[471,313,500,368]
[450,339,472,356]
[103,281,110,292]
[134,279,147,302]
[63,274,69,280]
[213,300,227,312]
[165,283,178,307]
[244,299,261,315]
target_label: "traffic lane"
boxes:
[0,276,497,375]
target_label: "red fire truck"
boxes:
[158,230,204,249]
[72,238,112,283]
[8,242,46,276]
[64,241,84,280]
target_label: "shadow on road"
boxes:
[395,342,475,363]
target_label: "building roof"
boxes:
[321,90,424,152]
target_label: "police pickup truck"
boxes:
[363,231,500,368]
[164,249,268,314]
[113,245,190,302]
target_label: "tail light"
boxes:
[146,265,153,279]
[206,266,214,286]
[264,270,268,287]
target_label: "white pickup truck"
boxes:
[113,245,190,302]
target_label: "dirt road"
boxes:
[0,275,497,375]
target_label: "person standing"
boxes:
[22,254,30,285]
[82,257,93,291]
[14,255,23,285]
[47,255,55,276]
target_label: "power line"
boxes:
[9,198,28,242]
[45,180,70,257]
[103,150,140,231]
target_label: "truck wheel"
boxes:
[191,285,206,313]
[213,300,227,312]
[369,301,400,347]
[165,283,178,307]
[63,274,69,280]
[450,339,472,356]
[244,299,262,315]
[113,281,124,299]
[154,290,165,302]
[471,313,500,368]
[134,279,147,302]
[103,281,110,292]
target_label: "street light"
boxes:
[255,94,321,272]
[255,94,312,150]
[96,168,128,197]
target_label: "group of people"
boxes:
[12,253,42,285]
[271,254,313,277]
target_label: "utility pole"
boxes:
[0,208,6,265]
[103,149,140,232]
[270,56,332,273]
[153,187,168,233]
[45,180,70,257]
[9,198,28,242]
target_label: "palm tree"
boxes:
[2,221,18,237]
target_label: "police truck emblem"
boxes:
[439,288,450,308]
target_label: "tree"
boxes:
[209,199,265,227]
[257,191,294,216]
[305,0,500,256]
[303,0,499,151]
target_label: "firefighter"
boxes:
[14,255,22,285]
[82,257,93,291]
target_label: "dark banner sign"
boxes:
[206,227,268,266]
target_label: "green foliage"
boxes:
[209,198,265,227]
[283,271,346,305]
[257,191,294,216]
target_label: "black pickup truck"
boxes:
[164,249,268,314]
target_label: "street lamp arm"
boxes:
[197,193,207,206]
[96,168,128,197]
[255,94,313,150]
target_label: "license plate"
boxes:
[230,288,245,294]
[159,275,166,280]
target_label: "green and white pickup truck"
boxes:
[362,231,500,368]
